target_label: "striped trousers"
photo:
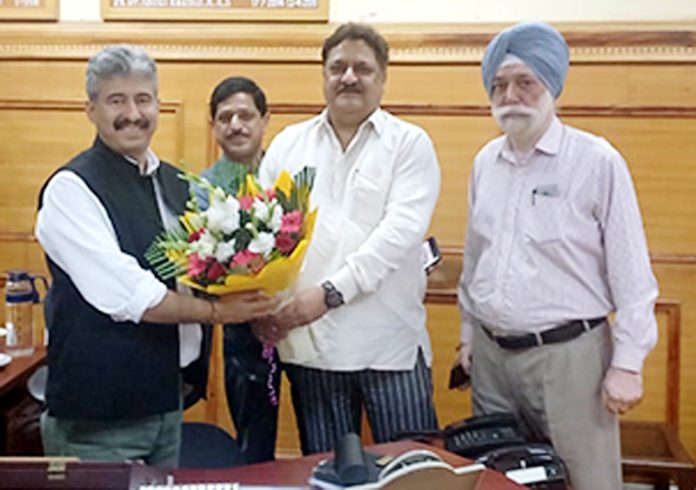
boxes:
[285,350,438,455]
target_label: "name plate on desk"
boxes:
[0,458,166,489]
[101,0,328,22]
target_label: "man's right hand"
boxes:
[213,291,280,324]
[452,342,472,391]
[250,317,288,345]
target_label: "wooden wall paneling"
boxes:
[0,99,185,234]
[565,116,696,255]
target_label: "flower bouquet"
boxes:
[146,164,316,296]
[146,165,316,406]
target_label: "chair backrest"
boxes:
[179,422,243,469]
[622,299,681,429]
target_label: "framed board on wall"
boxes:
[0,0,58,21]
[101,0,328,22]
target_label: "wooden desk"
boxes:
[173,441,525,489]
[0,348,46,398]
[0,347,45,455]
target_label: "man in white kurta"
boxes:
[258,23,441,454]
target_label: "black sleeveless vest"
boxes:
[39,137,189,420]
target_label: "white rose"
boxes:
[248,232,276,258]
[189,230,217,259]
[214,238,237,263]
[252,198,279,223]
[205,195,240,234]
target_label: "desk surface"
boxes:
[173,441,525,489]
[0,347,46,398]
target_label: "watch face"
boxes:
[322,281,344,308]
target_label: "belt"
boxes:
[480,317,606,350]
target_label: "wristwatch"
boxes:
[321,281,344,309]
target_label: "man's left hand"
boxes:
[602,367,644,414]
[272,286,328,331]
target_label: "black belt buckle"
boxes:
[483,317,605,350]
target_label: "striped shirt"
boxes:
[458,116,658,372]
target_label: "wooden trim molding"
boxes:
[271,103,696,119]
[4,100,696,120]
[0,23,694,63]
[425,248,696,305]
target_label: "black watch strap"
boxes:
[321,281,344,309]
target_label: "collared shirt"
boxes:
[458,116,658,372]
[35,149,202,367]
[260,108,441,370]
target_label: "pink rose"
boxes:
[187,253,207,278]
[280,210,303,234]
[230,250,260,268]
[238,195,254,211]
[275,232,297,254]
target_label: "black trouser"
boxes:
[223,323,281,464]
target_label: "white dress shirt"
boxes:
[458,116,658,372]
[35,149,201,367]
[260,109,441,370]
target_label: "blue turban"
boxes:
[481,22,569,98]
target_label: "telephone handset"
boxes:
[478,443,569,489]
[443,412,527,459]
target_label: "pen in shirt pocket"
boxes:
[531,184,560,205]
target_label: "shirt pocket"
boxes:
[522,197,567,244]
[347,172,387,229]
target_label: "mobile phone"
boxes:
[421,236,441,272]
[448,364,470,390]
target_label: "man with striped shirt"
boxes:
[455,22,658,490]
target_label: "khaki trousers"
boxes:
[471,322,621,490]
[41,409,182,468]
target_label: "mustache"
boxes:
[491,104,539,118]
[113,117,150,131]
[491,104,538,119]
[338,85,361,94]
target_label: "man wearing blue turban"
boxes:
[455,22,658,490]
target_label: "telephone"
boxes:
[443,413,527,459]
[478,443,569,489]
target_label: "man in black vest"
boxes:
[35,44,279,468]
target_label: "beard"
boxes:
[491,90,555,139]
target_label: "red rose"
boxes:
[188,228,205,243]
[275,232,297,254]
[206,260,226,282]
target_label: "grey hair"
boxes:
[86,44,158,101]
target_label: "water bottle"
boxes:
[4,271,47,357]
